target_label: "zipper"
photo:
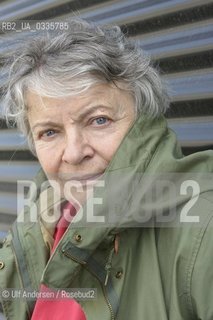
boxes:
[102,281,115,320]
[104,247,114,286]
[61,249,87,265]
[62,247,115,320]
[103,235,120,319]
[85,265,115,320]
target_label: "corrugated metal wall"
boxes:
[0,0,213,240]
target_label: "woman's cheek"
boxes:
[35,138,60,155]
[35,143,59,170]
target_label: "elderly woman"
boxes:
[0,18,213,320]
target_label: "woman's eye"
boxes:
[41,129,56,138]
[93,117,109,126]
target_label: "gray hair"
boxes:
[2,18,169,154]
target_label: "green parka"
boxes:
[0,115,213,320]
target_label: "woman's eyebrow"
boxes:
[31,105,113,130]
[74,104,113,121]
[31,121,60,131]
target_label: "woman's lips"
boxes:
[60,172,105,182]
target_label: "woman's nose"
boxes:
[61,128,94,165]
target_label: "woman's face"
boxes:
[27,83,135,204]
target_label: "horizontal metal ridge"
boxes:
[0,130,28,150]
[163,68,213,101]
[0,192,18,215]
[70,0,213,26]
[0,0,79,20]
[138,20,213,59]
[168,118,213,146]
[0,227,10,236]
[0,161,40,182]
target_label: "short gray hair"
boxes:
[2,18,169,154]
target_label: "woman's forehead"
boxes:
[25,83,133,112]
[26,83,135,125]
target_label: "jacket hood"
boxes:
[69,114,213,230]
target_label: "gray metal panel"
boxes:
[0,0,213,237]
[168,118,213,146]
[164,69,213,101]
[0,130,28,150]
[137,21,213,59]
[0,161,40,182]
[0,0,72,19]
[68,0,213,25]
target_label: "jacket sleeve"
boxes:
[0,230,31,320]
[0,231,18,318]
[190,214,213,319]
